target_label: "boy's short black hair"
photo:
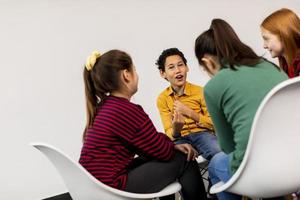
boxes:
[156,48,187,72]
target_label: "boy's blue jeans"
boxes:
[175,131,221,160]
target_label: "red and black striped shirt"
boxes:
[79,96,174,190]
[282,54,300,78]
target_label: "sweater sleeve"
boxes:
[198,90,215,131]
[204,83,235,154]
[132,116,175,161]
[116,104,175,161]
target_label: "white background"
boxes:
[0,0,299,199]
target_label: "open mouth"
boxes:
[175,74,184,80]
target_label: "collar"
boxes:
[166,82,191,96]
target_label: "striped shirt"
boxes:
[79,96,174,190]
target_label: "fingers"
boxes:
[181,144,193,161]
[192,148,199,160]
[186,146,193,161]
[173,101,181,112]
[173,111,184,123]
[173,111,179,120]
[174,144,199,161]
[174,101,190,117]
[185,144,199,161]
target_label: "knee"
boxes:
[208,152,226,172]
[209,145,221,158]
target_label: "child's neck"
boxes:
[110,91,132,101]
[172,85,185,96]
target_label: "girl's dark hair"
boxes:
[83,50,133,140]
[195,18,262,70]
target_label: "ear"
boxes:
[121,69,130,83]
[200,57,216,77]
[159,69,167,79]
[201,57,214,69]
[186,65,190,73]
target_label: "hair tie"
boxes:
[85,51,101,71]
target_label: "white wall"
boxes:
[0,0,299,199]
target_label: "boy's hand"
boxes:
[174,100,193,118]
[172,111,184,138]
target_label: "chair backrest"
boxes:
[31,143,181,200]
[218,77,300,198]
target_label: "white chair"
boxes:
[196,156,209,183]
[196,155,212,198]
[31,143,181,200]
[210,77,300,199]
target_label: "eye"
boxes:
[262,36,269,41]
[168,66,175,70]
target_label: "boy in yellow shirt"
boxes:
[156,48,220,160]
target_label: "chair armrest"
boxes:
[210,181,226,194]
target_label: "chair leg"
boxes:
[198,161,218,199]
[242,197,262,200]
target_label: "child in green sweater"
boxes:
[194,18,288,200]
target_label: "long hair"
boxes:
[261,8,300,67]
[83,50,133,140]
[195,18,262,70]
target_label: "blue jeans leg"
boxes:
[208,152,241,200]
[174,137,192,145]
[189,131,221,160]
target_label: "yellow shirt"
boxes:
[157,82,214,140]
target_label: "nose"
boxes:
[263,42,268,49]
[174,66,181,73]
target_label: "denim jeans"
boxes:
[175,131,221,160]
[208,152,242,200]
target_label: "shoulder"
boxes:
[157,86,171,101]
[205,69,231,91]
[186,82,204,95]
[206,61,278,87]
[187,82,203,90]
[104,96,145,115]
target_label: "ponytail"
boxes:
[82,50,133,141]
[82,51,106,141]
[83,69,105,141]
[195,19,261,70]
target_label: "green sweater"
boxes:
[204,61,288,174]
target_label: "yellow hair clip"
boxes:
[85,51,101,71]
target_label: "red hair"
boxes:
[261,8,300,67]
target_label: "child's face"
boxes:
[129,65,139,95]
[160,55,188,90]
[261,27,283,58]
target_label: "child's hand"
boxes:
[174,100,192,118]
[174,143,199,161]
[172,111,184,138]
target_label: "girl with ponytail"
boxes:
[79,50,207,200]
[195,19,288,200]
